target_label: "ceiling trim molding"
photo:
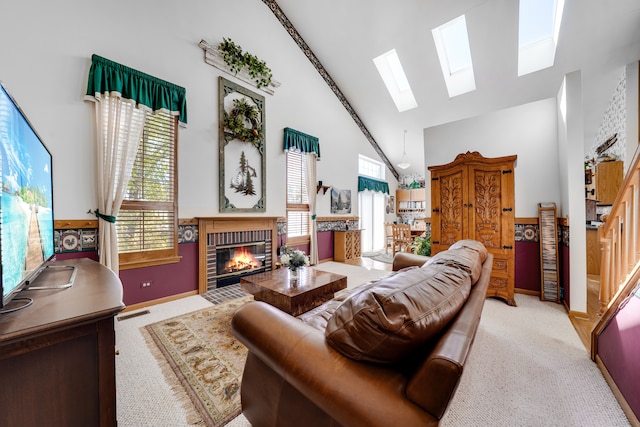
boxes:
[261,0,400,180]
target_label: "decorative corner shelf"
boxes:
[198,39,281,95]
[317,185,331,195]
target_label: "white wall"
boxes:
[423,98,561,217]
[558,71,587,313]
[626,61,639,163]
[0,0,394,220]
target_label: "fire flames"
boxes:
[225,249,260,272]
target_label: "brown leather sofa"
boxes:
[232,240,493,427]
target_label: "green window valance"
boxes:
[283,127,320,157]
[358,176,389,194]
[85,54,188,124]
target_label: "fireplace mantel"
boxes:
[197,217,280,293]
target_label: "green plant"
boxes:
[218,38,245,74]
[218,38,273,89]
[412,234,431,256]
[244,53,272,89]
[223,98,263,146]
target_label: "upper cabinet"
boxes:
[396,188,426,214]
[595,160,623,205]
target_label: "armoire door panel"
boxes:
[470,166,507,250]
[431,164,467,251]
[439,170,465,245]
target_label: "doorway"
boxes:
[359,190,385,252]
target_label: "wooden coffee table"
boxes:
[240,267,347,316]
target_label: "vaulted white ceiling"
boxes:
[274,0,640,177]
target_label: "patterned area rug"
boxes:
[143,295,253,426]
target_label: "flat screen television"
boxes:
[0,82,56,312]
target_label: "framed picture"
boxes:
[331,188,351,214]
[219,77,266,212]
[386,195,395,214]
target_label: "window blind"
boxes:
[117,111,177,257]
[286,150,310,239]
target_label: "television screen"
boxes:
[0,82,54,308]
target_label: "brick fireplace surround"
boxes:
[197,217,280,293]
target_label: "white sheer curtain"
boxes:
[359,190,386,252]
[304,152,318,264]
[92,93,146,272]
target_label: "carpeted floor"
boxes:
[115,263,631,426]
[440,295,630,427]
[115,295,213,426]
[361,249,394,264]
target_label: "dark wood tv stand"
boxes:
[0,258,125,427]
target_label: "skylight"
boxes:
[432,15,476,98]
[518,0,565,76]
[373,49,418,112]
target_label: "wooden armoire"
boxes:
[429,151,517,306]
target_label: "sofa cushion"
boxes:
[298,286,355,331]
[425,246,484,285]
[325,263,472,363]
[299,270,411,331]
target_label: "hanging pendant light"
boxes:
[397,129,410,169]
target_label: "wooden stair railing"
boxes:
[591,143,640,360]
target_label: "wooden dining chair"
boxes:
[385,223,394,253]
[392,224,413,255]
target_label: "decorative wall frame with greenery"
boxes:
[219,77,266,212]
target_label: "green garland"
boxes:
[224,98,264,146]
[218,38,273,89]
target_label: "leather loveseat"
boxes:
[231,240,493,427]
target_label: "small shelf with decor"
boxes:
[198,39,281,95]
[396,188,426,214]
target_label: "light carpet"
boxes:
[117,264,630,426]
[313,261,392,289]
[115,295,214,426]
[440,295,630,427]
[361,249,394,264]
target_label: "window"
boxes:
[286,150,310,243]
[373,49,418,112]
[518,0,565,76]
[116,111,179,269]
[359,190,386,252]
[359,155,385,180]
[432,15,476,98]
[358,155,386,251]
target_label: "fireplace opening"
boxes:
[215,241,266,287]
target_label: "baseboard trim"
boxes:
[568,309,590,320]
[515,288,540,297]
[122,290,199,312]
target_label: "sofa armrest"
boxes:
[405,254,493,418]
[392,251,430,271]
[232,301,438,427]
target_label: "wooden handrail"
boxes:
[591,143,640,359]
